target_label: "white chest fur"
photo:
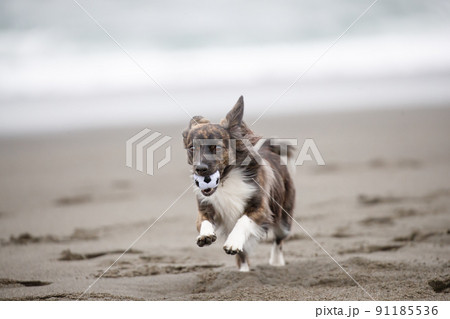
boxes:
[196,169,257,236]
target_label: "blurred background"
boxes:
[1,0,450,134]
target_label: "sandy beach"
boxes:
[0,107,449,300]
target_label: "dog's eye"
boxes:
[207,145,222,154]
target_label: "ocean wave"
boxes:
[1,31,450,98]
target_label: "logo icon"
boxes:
[126,129,172,175]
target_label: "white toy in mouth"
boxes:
[194,170,220,191]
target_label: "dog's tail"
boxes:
[266,139,296,178]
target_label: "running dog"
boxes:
[182,96,295,271]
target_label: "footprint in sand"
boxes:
[428,277,450,293]
[0,278,51,288]
[2,229,99,246]
[393,229,450,244]
[359,216,394,226]
[338,243,404,255]
[358,189,450,207]
[100,263,223,278]
[368,158,422,169]
[54,188,132,207]
[55,194,92,206]
[2,293,140,301]
[58,249,142,261]
[358,194,403,206]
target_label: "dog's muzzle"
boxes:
[194,170,220,196]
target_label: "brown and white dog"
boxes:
[182,96,295,271]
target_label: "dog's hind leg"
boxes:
[236,251,250,272]
[269,225,288,266]
[270,177,295,266]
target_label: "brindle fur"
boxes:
[183,96,295,268]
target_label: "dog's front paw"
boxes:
[223,240,243,255]
[197,234,217,247]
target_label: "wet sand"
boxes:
[0,108,449,300]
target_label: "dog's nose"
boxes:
[195,163,208,174]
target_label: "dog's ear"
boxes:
[222,96,244,134]
[182,116,210,147]
[182,128,190,148]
